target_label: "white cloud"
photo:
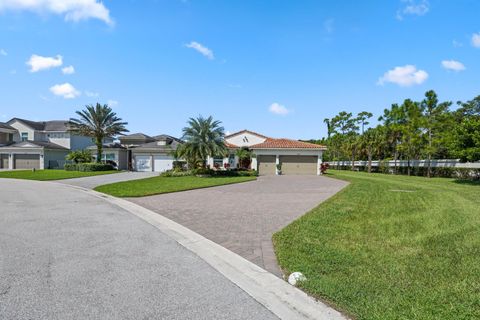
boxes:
[107,99,118,107]
[324,18,334,34]
[0,49,7,56]
[26,54,62,72]
[471,33,480,48]
[441,60,465,72]
[269,102,290,116]
[452,40,463,48]
[397,0,429,20]
[49,83,80,99]
[61,65,75,74]
[0,0,113,26]
[185,41,214,60]
[377,65,428,87]
[85,91,99,97]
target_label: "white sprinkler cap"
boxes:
[288,272,306,286]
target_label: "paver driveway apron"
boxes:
[129,175,348,276]
[0,178,278,320]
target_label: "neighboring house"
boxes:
[94,133,183,172]
[0,118,95,170]
[207,130,327,175]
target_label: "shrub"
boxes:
[66,150,93,164]
[172,161,186,171]
[64,162,114,172]
[320,162,329,174]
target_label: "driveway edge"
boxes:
[71,185,348,320]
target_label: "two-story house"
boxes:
[0,118,94,170]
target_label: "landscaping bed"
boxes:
[273,170,480,320]
[0,169,118,181]
[94,175,256,197]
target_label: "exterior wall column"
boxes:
[206,156,214,168]
[40,152,45,170]
[317,152,322,175]
[8,153,13,170]
[251,156,257,171]
[150,154,154,172]
[275,154,280,175]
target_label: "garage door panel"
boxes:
[257,155,276,175]
[281,155,317,175]
[153,155,173,173]
[14,154,40,170]
[135,155,152,172]
[0,154,9,169]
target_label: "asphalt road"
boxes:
[0,179,278,320]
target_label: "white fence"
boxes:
[328,159,480,169]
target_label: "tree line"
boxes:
[314,90,480,177]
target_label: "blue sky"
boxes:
[0,0,479,139]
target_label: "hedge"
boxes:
[332,164,480,180]
[64,163,115,172]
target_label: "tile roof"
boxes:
[250,138,326,149]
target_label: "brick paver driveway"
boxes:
[129,175,348,276]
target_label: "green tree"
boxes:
[450,96,480,162]
[176,115,227,168]
[69,103,128,163]
[357,111,373,134]
[421,90,451,177]
[361,127,384,173]
[379,104,404,174]
[398,99,423,176]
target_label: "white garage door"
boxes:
[154,155,173,172]
[135,155,152,172]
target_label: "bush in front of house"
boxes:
[64,162,114,172]
[65,150,93,164]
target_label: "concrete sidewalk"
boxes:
[58,171,157,189]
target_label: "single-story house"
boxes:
[207,130,326,175]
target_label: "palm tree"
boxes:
[177,115,227,168]
[235,147,252,169]
[69,103,128,163]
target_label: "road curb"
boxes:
[69,185,348,320]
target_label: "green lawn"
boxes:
[0,169,118,181]
[94,175,256,197]
[273,170,480,320]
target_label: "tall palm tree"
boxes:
[69,103,128,163]
[177,115,227,168]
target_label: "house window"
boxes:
[21,132,28,141]
[104,153,115,161]
[213,156,224,169]
[8,133,13,142]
